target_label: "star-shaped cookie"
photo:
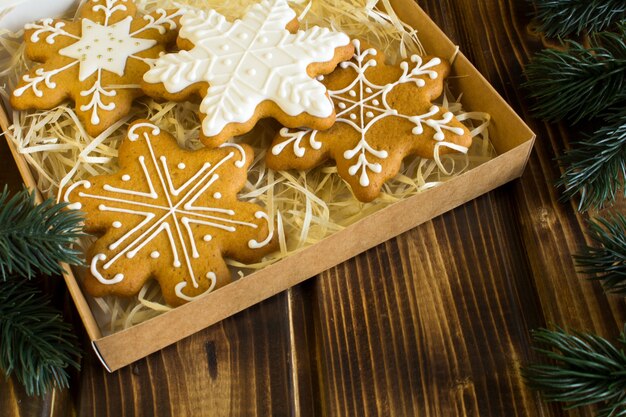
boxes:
[62,120,278,306]
[267,40,473,202]
[11,0,184,137]
[142,0,354,147]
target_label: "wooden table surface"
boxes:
[2,1,625,416]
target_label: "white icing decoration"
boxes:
[91,254,124,284]
[13,61,79,98]
[213,192,222,199]
[25,19,79,44]
[409,106,464,139]
[273,39,468,188]
[112,221,122,228]
[79,69,117,124]
[178,163,186,169]
[248,212,274,249]
[128,123,160,140]
[92,0,128,25]
[425,111,465,140]
[62,123,273,300]
[272,127,322,157]
[60,17,156,82]
[62,180,91,209]
[175,275,216,302]
[219,142,247,168]
[134,8,184,36]
[143,0,350,138]
[122,174,131,181]
[103,155,158,199]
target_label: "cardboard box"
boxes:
[0,0,535,372]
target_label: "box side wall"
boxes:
[95,140,533,371]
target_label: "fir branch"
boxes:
[524,31,626,122]
[531,0,626,38]
[0,187,85,279]
[556,106,626,211]
[523,327,626,417]
[575,214,626,293]
[0,277,81,395]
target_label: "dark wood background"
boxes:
[2,0,625,416]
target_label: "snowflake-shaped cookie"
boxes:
[267,40,473,202]
[142,0,353,147]
[63,121,277,306]
[11,0,184,137]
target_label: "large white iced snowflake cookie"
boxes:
[11,0,184,137]
[142,0,354,147]
[62,120,277,306]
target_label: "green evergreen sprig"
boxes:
[0,277,81,396]
[0,187,84,279]
[531,0,626,38]
[523,327,626,417]
[524,30,626,123]
[575,214,626,292]
[556,106,626,210]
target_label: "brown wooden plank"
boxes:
[75,293,296,417]
[306,190,548,417]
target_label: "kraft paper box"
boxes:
[0,0,535,371]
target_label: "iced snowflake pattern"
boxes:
[12,0,183,135]
[143,0,351,143]
[269,39,472,202]
[63,122,276,305]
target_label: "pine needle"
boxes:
[523,326,626,417]
[524,30,626,123]
[556,107,626,211]
[532,0,626,38]
[0,277,81,396]
[0,187,85,279]
[575,214,626,293]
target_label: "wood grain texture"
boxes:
[2,0,624,416]
[76,294,295,417]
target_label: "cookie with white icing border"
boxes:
[267,39,473,202]
[11,0,184,137]
[62,120,277,306]
[142,0,354,148]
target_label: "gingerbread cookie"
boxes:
[267,39,473,202]
[11,0,184,137]
[142,0,354,148]
[62,120,277,306]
